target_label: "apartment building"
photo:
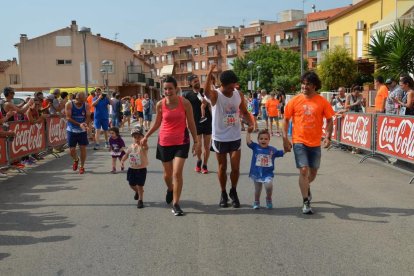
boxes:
[15,21,158,98]
[139,15,304,88]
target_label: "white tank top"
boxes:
[212,89,242,142]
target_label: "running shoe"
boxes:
[253,201,260,209]
[137,200,144,209]
[219,191,229,208]
[105,142,110,148]
[0,171,7,177]
[201,165,209,174]
[134,192,138,200]
[13,162,25,169]
[79,167,85,175]
[302,200,313,215]
[166,190,173,204]
[111,168,116,174]
[229,187,240,208]
[266,200,273,209]
[195,160,202,173]
[72,159,79,171]
[199,117,207,123]
[172,204,184,216]
[93,144,100,150]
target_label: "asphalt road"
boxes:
[0,127,413,275]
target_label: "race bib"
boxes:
[223,114,238,127]
[129,153,141,167]
[255,154,272,167]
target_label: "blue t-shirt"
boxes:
[248,142,284,182]
[93,96,110,119]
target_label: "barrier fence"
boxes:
[0,115,68,171]
[322,112,414,183]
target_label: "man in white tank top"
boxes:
[204,64,254,208]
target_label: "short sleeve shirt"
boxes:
[284,93,335,147]
[109,136,126,157]
[248,142,284,182]
[93,96,110,119]
[375,85,389,112]
[266,98,280,117]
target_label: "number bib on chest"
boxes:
[223,114,238,127]
[255,154,272,167]
[129,153,141,167]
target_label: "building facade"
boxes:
[139,19,304,89]
[15,21,158,98]
[0,58,20,90]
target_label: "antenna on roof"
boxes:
[114,32,120,41]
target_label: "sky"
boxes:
[1,0,352,60]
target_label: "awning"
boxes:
[160,65,174,76]
[371,1,414,33]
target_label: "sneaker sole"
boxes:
[302,210,313,215]
[171,210,184,216]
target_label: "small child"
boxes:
[108,127,126,173]
[246,129,284,209]
[121,127,148,209]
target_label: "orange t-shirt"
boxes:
[266,98,280,117]
[284,93,335,147]
[87,95,95,112]
[375,85,388,112]
[135,99,143,112]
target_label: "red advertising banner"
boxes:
[322,116,339,141]
[0,138,7,166]
[376,115,414,162]
[340,113,372,150]
[8,121,46,160]
[47,116,67,147]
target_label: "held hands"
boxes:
[140,137,148,147]
[247,125,254,133]
[283,138,292,152]
[322,137,331,149]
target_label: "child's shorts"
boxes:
[127,168,147,186]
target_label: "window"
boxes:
[201,61,206,69]
[321,41,329,50]
[56,36,71,47]
[156,56,160,63]
[161,55,165,62]
[194,62,199,70]
[285,32,293,39]
[254,36,261,44]
[56,59,72,65]
[201,75,207,82]
[200,47,205,55]
[343,33,352,53]
[101,60,114,73]
[227,42,237,54]
[312,41,318,51]
[226,58,235,69]
[194,48,199,56]
[187,61,192,72]
[9,74,20,85]
[275,34,281,42]
[357,30,363,58]
[265,36,271,44]
[156,69,160,76]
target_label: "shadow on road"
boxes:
[0,155,77,260]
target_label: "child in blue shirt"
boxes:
[247,129,284,209]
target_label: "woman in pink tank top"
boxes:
[141,76,201,216]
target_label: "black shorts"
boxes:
[211,139,241,154]
[127,168,147,186]
[156,143,190,162]
[90,112,94,120]
[138,111,144,118]
[196,124,212,136]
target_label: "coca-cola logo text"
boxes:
[12,123,44,155]
[341,115,370,146]
[48,118,66,145]
[378,117,414,158]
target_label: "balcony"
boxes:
[308,50,318,58]
[241,43,256,51]
[277,38,300,48]
[127,73,145,83]
[146,78,155,87]
[308,30,328,40]
[175,53,193,61]
[175,68,192,75]
[227,49,238,56]
[207,49,221,57]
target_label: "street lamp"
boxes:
[79,27,91,94]
[256,65,262,89]
[247,60,254,93]
[296,21,307,77]
[101,60,111,93]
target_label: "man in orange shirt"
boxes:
[283,72,335,215]
[86,90,96,141]
[265,92,280,136]
[135,94,143,126]
[374,76,388,113]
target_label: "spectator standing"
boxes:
[135,94,144,127]
[395,76,414,116]
[345,85,365,113]
[374,76,388,113]
[265,92,281,136]
[142,93,154,131]
[330,87,347,114]
[259,89,270,130]
[92,88,111,149]
[385,78,404,115]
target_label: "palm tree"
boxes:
[368,22,414,78]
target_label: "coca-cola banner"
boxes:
[47,116,67,147]
[0,138,7,166]
[376,115,414,162]
[8,121,46,160]
[322,116,339,141]
[340,113,372,149]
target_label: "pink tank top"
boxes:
[159,97,189,146]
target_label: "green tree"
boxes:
[317,46,357,91]
[232,44,302,93]
[368,22,414,78]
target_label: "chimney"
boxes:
[12,57,17,62]
[97,33,101,37]
[71,20,78,32]
[20,34,28,43]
